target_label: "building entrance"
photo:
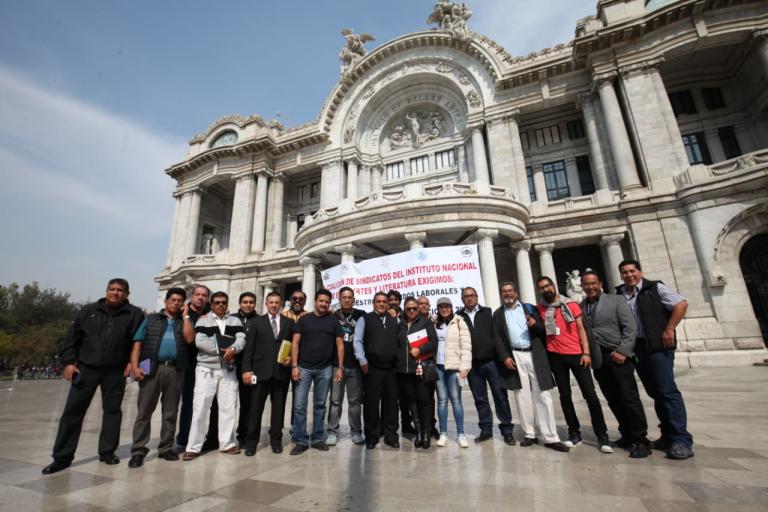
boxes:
[740,234,768,344]
[553,245,607,298]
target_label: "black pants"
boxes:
[398,373,435,431]
[548,352,608,439]
[398,378,413,428]
[52,365,126,463]
[176,366,218,448]
[593,348,648,444]
[245,377,290,450]
[364,367,399,444]
[236,374,252,444]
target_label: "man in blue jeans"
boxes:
[290,288,345,455]
[618,259,693,460]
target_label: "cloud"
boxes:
[471,0,595,56]
[0,66,186,309]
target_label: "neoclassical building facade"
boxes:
[156,0,768,366]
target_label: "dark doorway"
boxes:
[740,233,768,345]
[552,245,608,296]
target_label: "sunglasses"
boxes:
[291,296,305,302]
[405,306,419,312]
[212,300,228,306]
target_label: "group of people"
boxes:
[41,257,694,475]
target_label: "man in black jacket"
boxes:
[42,279,145,474]
[458,286,515,444]
[127,288,194,468]
[241,291,295,455]
[235,292,258,447]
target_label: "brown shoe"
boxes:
[222,446,241,455]
[182,451,199,461]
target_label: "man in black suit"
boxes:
[241,291,295,455]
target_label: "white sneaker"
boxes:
[325,433,337,446]
[600,444,614,454]
[458,435,469,448]
[436,434,448,447]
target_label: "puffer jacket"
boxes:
[437,315,472,372]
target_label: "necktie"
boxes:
[271,316,279,338]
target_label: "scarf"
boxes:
[544,296,575,336]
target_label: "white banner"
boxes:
[321,245,485,313]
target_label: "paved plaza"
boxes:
[1,365,767,512]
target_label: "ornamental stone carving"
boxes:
[339,29,375,76]
[466,90,481,108]
[436,61,453,73]
[427,1,472,39]
[385,109,446,150]
[343,128,355,144]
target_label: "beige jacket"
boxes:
[438,315,472,372]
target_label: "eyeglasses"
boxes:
[291,296,305,302]
[405,307,419,312]
[212,300,228,306]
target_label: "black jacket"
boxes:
[395,316,438,374]
[59,298,144,367]
[137,310,189,373]
[492,303,554,391]
[235,309,259,373]
[457,305,496,363]
[241,313,295,381]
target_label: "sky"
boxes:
[0,0,595,309]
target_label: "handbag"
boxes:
[419,359,439,383]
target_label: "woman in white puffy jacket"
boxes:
[433,296,472,447]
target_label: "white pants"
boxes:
[512,351,560,444]
[186,365,238,453]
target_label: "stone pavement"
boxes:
[1,365,767,512]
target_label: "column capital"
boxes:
[271,171,287,183]
[511,240,531,252]
[486,109,520,127]
[233,170,255,181]
[599,233,625,246]
[575,91,595,110]
[618,56,665,77]
[299,256,321,267]
[260,280,278,288]
[590,70,617,92]
[467,120,485,132]
[318,155,343,168]
[476,228,499,240]
[335,243,358,256]
[534,242,555,253]
[404,231,428,244]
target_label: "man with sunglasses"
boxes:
[183,292,245,460]
[282,291,309,323]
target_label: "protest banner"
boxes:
[321,245,485,313]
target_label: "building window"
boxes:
[681,132,712,165]
[526,166,536,202]
[718,126,742,160]
[386,161,405,180]
[535,128,546,147]
[410,155,430,174]
[567,120,585,140]
[296,185,306,202]
[542,160,570,201]
[669,90,697,116]
[520,131,530,151]
[575,155,596,195]
[435,149,455,169]
[310,182,319,198]
[548,125,561,144]
[702,87,726,110]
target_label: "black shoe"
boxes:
[158,451,179,461]
[99,453,120,465]
[413,429,424,448]
[366,442,377,449]
[421,429,431,449]
[430,427,440,440]
[474,432,493,443]
[520,437,538,447]
[128,454,144,468]
[271,444,283,454]
[401,424,417,434]
[615,436,632,449]
[290,444,309,455]
[244,448,256,457]
[629,443,651,458]
[544,442,570,453]
[311,441,329,451]
[503,435,517,446]
[652,437,672,451]
[42,460,70,475]
[666,444,694,460]
[384,438,400,449]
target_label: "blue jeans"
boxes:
[635,344,693,449]
[291,366,332,446]
[468,360,513,436]
[436,365,464,435]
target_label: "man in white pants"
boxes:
[492,283,568,452]
[183,292,245,460]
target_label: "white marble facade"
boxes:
[156,0,768,366]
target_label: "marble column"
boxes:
[486,114,519,198]
[250,172,269,252]
[754,29,768,79]
[183,188,202,256]
[531,163,547,203]
[300,257,321,311]
[507,112,531,204]
[269,174,285,250]
[564,156,582,197]
[470,125,490,185]
[336,243,357,263]
[457,144,469,182]
[371,165,382,192]
[477,229,501,310]
[359,165,372,196]
[594,74,642,192]
[286,216,298,249]
[346,160,358,200]
[165,194,182,268]
[405,231,427,251]
[320,159,342,209]
[535,243,557,292]
[577,93,609,190]
[600,234,625,290]
[228,173,255,261]
[513,241,536,305]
